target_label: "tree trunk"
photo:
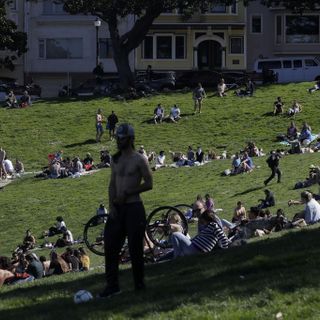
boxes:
[111,40,134,90]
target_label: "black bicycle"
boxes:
[83,205,189,257]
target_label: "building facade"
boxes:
[247,1,320,70]
[24,0,134,97]
[135,1,247,72]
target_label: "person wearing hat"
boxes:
[98,123,153,298]
[264,150,282,186]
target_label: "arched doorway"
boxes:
[197,40,222,70]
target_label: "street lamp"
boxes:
[94,17,101,67]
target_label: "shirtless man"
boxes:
[96,108,104,142]
[98,123,153,298]
[0,147,7,180]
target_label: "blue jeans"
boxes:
[170,232,199,258]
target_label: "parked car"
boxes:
[135,71,176,90]
[70,78,120,97]
[175,70,245,88]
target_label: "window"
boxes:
[38,38,83,59]
[305,59,318,67]
[257,61,281,70]
[230,37,243,54]
[142,34,186,60]
[276,16,282,44]
[99,38,113,59]
[251,15,262,33]
[283,60,292,68]
[286,15,319,43]
[202,1,237,14]
[157,36,172,59]
[43,0,66,15]
[293,60,302,68]
[8,0,17,11]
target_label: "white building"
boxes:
[25,0,134,97]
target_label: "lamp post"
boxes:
[94,17,101,67]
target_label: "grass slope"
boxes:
[1,83,320,318]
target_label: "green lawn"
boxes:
[1,83,320,319]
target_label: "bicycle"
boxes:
[83,205,189,259]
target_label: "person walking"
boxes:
[107,110,119,140]
[264,150,282,186]
[193,83,206,114]
[98,123,153,298]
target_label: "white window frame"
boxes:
[142,34,186,60]
[250,14,263,34]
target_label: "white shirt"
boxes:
[4,159,14,173]
[156,155,165,166]
[171,107,180,118]
[305,199,320,224]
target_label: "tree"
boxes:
[60,0,320,89]
[0,0,27,71]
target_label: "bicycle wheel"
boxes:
[83,214,108,256]
[174,204,193,220]
[146,206,188,249]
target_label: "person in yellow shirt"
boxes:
[79,247,90,271]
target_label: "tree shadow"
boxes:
[64,139,97,148]
[262,112,276,117]
[1,227,320,319]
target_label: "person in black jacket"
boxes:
[264,150,281,186]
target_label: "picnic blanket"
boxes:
[278,134,319,146]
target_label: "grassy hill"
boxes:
[1,82,320,319]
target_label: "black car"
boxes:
[70,78,120,97]
[175,70,245,88]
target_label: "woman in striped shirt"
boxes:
[170,210,229,258]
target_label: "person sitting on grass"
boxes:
[169,104,181,123]
[61,247,80,272]
[232,201,247,223]
[288,191,320,225]
[169,210,229,258]
[287,121,298,141]
[83,152,94,171]
[79,247,90,271]
[43,216,67,237]
[205,193,214,211]
[231,153,242,175]
[55,227,74,248]
[245,141,261,157]
[25,254,43,280]
[5,90,18,108]
[3,156,14,176]
[288,100,302,117]
[48,251,70,275]
[195,146,204,163]
[240,151,254,173]
[19,91,32,108]
[22,229,36,251]
[153,103,165,124]
[258,189,275,209]
[273,97,284,115]
[299,122,313,146]
[97,149,111,168]
[154,150,166,170]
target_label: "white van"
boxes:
[254,56,320,83]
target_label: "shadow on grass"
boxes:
[64,139,97,148]
[141,113,195,125]
[233,185,264,196]
[1,227,320,319]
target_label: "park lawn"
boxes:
[1,82,320,319]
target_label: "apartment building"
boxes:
[247,1,320,70]
[136,1,247,72]
[24,0,134,97]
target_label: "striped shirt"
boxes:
[192,222,229,253]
